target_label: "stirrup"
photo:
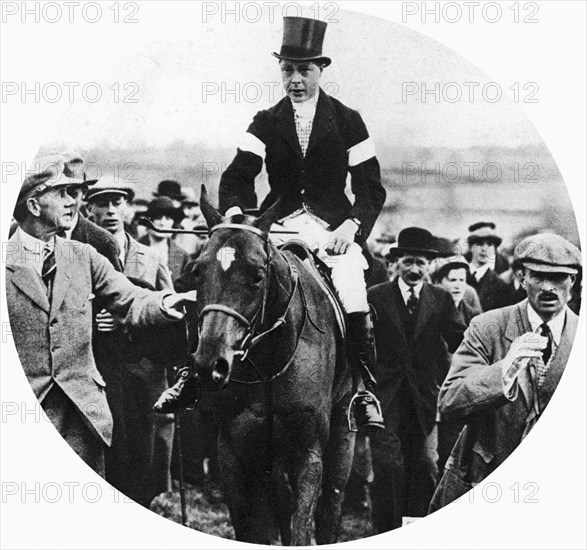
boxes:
[347,389,384,432]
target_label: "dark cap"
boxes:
[434,260,470,282]
[515,233,581,275]
[145,196,183,222]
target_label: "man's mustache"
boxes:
[538,291,558,300]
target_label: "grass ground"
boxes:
[151,478,375,544]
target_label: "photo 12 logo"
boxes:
[1,2,140,24]
[401,2,540,24]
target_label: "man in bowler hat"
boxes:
[367,227,466,531]
[157,16,387,431]
[429,233,580,512]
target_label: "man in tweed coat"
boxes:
[430,233,580,511]
[6,157,197,475]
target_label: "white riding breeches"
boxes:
[270,211,369,313]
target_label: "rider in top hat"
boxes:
[156,16,386,432]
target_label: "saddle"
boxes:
[280,240,347,339]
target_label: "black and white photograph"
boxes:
[1,1,585,548]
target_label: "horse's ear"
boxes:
[254,197,283,233]
[200,185,223,229]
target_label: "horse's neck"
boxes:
[268,245,295,308]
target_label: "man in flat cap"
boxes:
[466,222,515,312]
[208,16,386,431]
[367,227,466,531]
[6,158,197,476]
[429,233,581,512]
[85,177,183,505]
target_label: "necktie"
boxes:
[537,322,553,388]
[540,322,553,366]
[294,112,313,156]
[407,287,419,316]
[42,243,57,290]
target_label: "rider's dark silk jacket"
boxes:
[218,89,386,240]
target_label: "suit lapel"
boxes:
[274,98,303,158]
[505,301,534,409]
[413,284,434,342]
[7,264,50,313]
[49,237,72,320]
[306,90,335,156]
[385,280,407,343]
[123,235,147,280]
[6,231,50,312]
[538,309,578,410]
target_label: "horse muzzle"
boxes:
[193,349,235,390]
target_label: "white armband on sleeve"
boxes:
[348,137,376,167]
[239,132,266,160]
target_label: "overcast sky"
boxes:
[45,8,544,152]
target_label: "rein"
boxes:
[197,223,308,385]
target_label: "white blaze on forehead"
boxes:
[217,247,236,271]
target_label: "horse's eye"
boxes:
[251,275,263,287]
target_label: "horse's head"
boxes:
[191,187,282,389]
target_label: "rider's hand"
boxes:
[95,309,120,332]
[325,219,359,256]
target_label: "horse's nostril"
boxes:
[213,357,230,378]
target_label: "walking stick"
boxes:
[174,410,188,526]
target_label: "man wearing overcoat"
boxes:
[6,156,197,475]
[367,227,466,532]
[429,233,580,511]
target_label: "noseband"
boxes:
[198,223,301,369]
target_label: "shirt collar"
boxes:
[64,213,79,240]
[291,88,319,120]
[470,262,491,281]
[527,302,566,346]
[116,232,127,266]
[398,277,423,302]
[17,226,52,253]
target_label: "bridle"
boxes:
[197,223,306,383]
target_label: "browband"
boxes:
[210,223,266,239]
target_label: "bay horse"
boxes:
[190,189,355,545]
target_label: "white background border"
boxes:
[1,1,585,548]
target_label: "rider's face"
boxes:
[280,60,322,103]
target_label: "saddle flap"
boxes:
[280,240,346,339]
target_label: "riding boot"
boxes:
[153,366,200,414]
[347,311,385,433]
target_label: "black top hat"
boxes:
[272,17,331,67]
[153,180,186,202]
[386,227,439,261]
